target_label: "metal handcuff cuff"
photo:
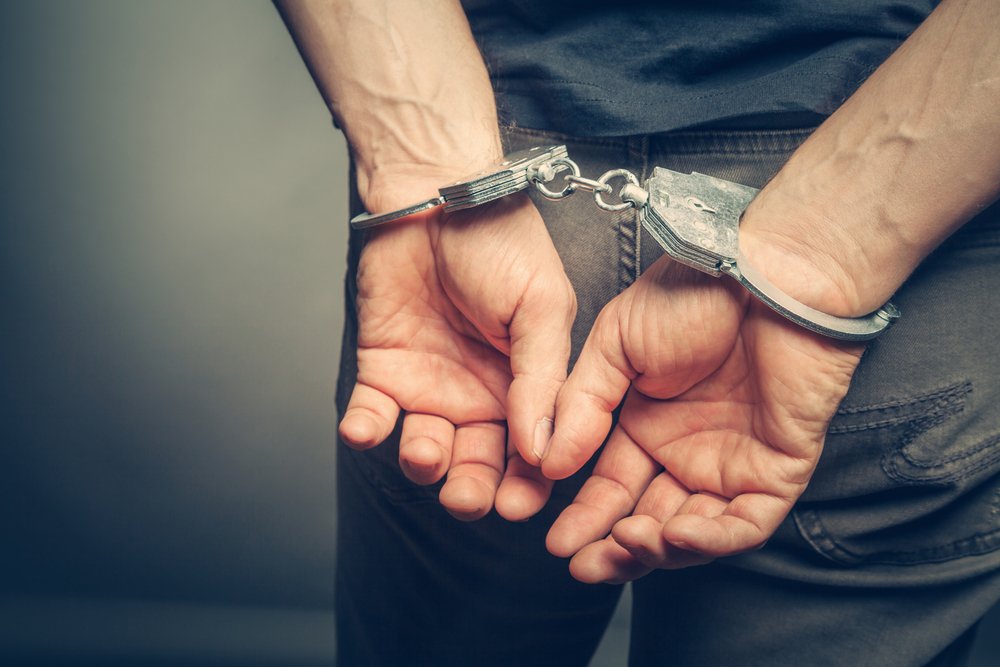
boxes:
[350,145,900,341]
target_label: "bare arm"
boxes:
[741,0,1000,317]
[276,0,575,521]
[544,0,1000,580]
[274,0,502,206]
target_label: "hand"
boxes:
[340,178,576,522]
[542,253,863,583]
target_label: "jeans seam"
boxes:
[793,508,862,565]
[795,504,1000,566]
[616,209,637,291]
[617,136,647,290]
[884,430,1000,485]
[829,381,971,434]
[902,431,1000,469]
[836,381,972,415]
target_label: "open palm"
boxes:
[340,190,576,521]
[542,256,863,582]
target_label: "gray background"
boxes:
[1,1,344,663]
[0,1,995,665]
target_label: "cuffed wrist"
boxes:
[355,145,503,216]
[737,193,887,319]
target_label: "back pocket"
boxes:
[793,379,1000,567]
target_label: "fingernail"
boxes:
[532,417,554,461]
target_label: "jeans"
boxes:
[335,125,1000,666]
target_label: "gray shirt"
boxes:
[463,0,937,135]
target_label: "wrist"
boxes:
[738,185,905,319]
[355,140,503,215]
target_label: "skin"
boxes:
[275,0,575,521]
[277,0,1000,581]
[543,0,1000,582]
[541,254,865,581]
[342,188,575,520]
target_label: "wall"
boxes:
[0,2,345,663]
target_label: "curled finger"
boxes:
[439,421,506,521]
[339,383,401,450]
[399,413,456,486]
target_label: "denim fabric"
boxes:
[335,134,626,667]
[336,126,1000,666]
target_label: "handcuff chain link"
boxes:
[594,169,641,212]
[530,157,580,199]
[529,158,643,212]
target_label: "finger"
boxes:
[505,271,576,465]
[438,421,505,521]
[662,492,790,558]
[568,537,652,585]
[542,305,635,480]
[495,437,554,522]
[546,424,658,558]
[671,489,729,520]
[648,426,811,508]
[399,413,455,486]
[611,514,713,571]
[339,383,401,450]
[609,482,723,572]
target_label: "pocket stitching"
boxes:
[796,379,1000,566]
[794,508,864,565]
[834,380,971,415]
[885,431,1000,484]
[795,505,1000,566]
[900,431,1000,469]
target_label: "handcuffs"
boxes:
[349,145,900,341]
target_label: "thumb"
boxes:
[505,273,577,466]
[541,302,634,480]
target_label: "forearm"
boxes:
[274,0,502,210]
[741,0,1000,316]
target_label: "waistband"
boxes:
[502,124,1000,251]
[503,124,819,156]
